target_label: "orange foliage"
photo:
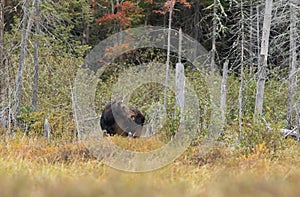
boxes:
[96,12,131,28]
[152,0,191,15]
[104,43,130,57]
[96,1,143,28]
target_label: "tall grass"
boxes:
[0,133,299,197]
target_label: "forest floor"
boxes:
[0,133,299,197]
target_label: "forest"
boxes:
[0,0,299,196]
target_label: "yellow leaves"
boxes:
[252,142,269,157]
[238,142,271,175]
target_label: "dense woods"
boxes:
[0,0,298,131]
[0,0,299,196]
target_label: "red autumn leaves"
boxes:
[96,0,191,28]
[95,1,143,28]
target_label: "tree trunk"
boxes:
[71,81,80,142]
[110,0,114,13]
[211,0,217,70]
[287,0,297,128]
[0,0,5,105]
[220,60,228,125]
[176,28,184,114]
[239,0,245,130]
[163,0,173,109]
[254,0,273,119]
[15,0,29,121]
[32,0,40,111]
[193,0,200,41]
[82,19,89,45]
[297,103,300,143]
[44,118,50,142]
[256,5,260,68]
[0,0,3,61]
[249,0,253,73]
[193,0,200,60]
[175,63,185,114]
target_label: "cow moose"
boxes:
[100,100,145,137]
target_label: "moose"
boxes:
[100,99,145,137]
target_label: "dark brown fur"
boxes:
[100,100,145,137]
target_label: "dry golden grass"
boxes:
[0,133,300,197]
[109,135,165,152]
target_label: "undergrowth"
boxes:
[0,130,299,197]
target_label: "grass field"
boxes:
[0,133,299,197]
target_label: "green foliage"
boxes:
[18,107,46,135]
[165,104,181,139]
[47,111,75,140]
[226,119,286,156]
[226,68,288,126]
[17,108,74,140]
[40,0,91,55]
[185,68,212,136]
[264,75,288,125]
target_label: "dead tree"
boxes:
[287,0,297,128]
[220,60,228,125]
[164,0,174,109]
[175,28,185,116]
[15,0,29,123]
[0,0,5,106]
[44,118,50,142]
[211,0,217,70]
[254,0,273,119]
[238,0,246,130]
[32,0,40,111]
